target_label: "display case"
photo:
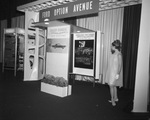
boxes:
[2,28,25,76]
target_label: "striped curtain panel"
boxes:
[0,20,7,63]
[76,8,124,84]
[11,15,25,28]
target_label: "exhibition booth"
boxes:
[15,0,103,97]
[15,0,149,112]
[17,0,102,83]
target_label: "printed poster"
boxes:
[73,32,95,76]
[47,26,70,53]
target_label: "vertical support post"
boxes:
[2,29,5,73]
[14,32,17,76]
[132,0,150,113]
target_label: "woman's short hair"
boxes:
[112,39,122,52]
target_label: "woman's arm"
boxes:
[116,54,122,79]
[118,54,122,75]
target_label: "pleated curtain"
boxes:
[0,20,7,63]
[0,16,24,63]
[76,8,124,84]
[11,15,25,28]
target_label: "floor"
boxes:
[0,69,149,120]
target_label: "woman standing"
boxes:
[105,40,123,106]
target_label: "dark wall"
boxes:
[0,0,36,20]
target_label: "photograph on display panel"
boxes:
[75,40,94,69]
[46,38,68,53]
[73,32,95,76]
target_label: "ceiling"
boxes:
[17,0,77,12]
[17,0,142,12]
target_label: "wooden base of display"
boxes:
[41,82,72,97]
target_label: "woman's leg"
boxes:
[114,86,118,101]
[109,85,116,106]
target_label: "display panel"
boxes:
[46,25,70,80]
[73,32,95,76]
[4,34,16,69]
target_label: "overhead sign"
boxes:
[39,0,99,22]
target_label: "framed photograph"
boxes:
[74,40,94,69]
[73,33,95,76]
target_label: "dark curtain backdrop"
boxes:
[122,4,141,89]
[0,0,35,26]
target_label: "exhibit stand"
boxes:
[17,0,101,82]
[16,0,102,97]
[33,20,102,83]
[2,28,25,76]
[33,20,101,96]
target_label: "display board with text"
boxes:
[46,25,70,81]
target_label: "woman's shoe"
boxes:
[108,99,119,103]
[112,101,116,106]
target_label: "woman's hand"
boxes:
[115,74,119,79]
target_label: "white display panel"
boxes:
[73,33,95,77]
[46,25,70,81]
[46,53,69,80]
[95,31,102,80]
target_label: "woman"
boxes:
[105,40,123,106]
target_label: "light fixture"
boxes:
[45,22,49,25]
[44,19,49,22]
[44,19,49,24]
